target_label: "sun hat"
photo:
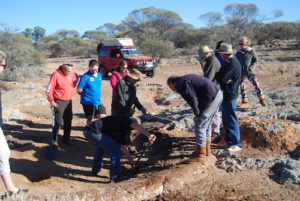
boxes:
[127,69,142,81]
[218,43,233,55]
[198,45,212,60]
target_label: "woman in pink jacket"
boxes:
[110,60,129,99]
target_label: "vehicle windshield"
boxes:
[121,48,143,57]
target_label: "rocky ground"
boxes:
[0,46,299,201]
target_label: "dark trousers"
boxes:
[52,100,73,143]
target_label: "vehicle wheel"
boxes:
[149,69,156,78]
[99,65,108,77]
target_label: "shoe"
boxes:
[242,98,248,103]
[217,143,230,149]
[259,97,267,106]
[188,145,206,163]
[1,189,28,199]
[227,145,242,152]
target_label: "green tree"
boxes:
[32,26,45,47]
[96,23,121,36]
[140,39,174,63]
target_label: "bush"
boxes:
[140,39,175,63]
[0,31,45,81]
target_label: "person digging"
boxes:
[167,74,223,163]
[83,115,156,182]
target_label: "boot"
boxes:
[242,98,248,103]
[206,140,211,156]
[189,145,206,163]
[259,96,266,106]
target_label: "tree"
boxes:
[23,28,33,39]
[32,26,45,47]
[96,23,121,37]
[199,12,224,27]
[55,29,80,40]
[121,7,182,45]
[82,30,106,41]
[140,39,174,63]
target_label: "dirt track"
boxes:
[0,54,300,200]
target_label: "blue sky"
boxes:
[1,0,299,35]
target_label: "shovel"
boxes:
[130,142,152,175]
[46,107,58,160]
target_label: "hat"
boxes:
[198,45,212,60]
[218,43,233,55]
[127,69,142,81]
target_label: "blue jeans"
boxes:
[195,90,223,146]
[83,129,121,179]
[221,98,241,147]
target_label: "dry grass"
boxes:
[257,60,300,77]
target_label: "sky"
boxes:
[1,0,299,36]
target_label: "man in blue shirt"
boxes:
[77,60,106,123]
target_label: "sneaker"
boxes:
[227,145,242,152]
[259,97,267,106]
[1,189,28,199]
[217,143,230,149]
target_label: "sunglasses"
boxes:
[239,43,244,46]
[0,64,6,68]
[90,68,98,71]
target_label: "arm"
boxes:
[249,49,258,71]
[46,73,57,107]
[130,122,156,143]
[77,75,86,95]
[180,81,201,116]
[110,72,119,88]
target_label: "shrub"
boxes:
[0,31,45,81]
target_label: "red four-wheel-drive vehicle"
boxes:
[97,38,157,77]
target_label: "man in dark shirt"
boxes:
[83,115,156,182]
[167,74,223,163]
[215,43,242,152]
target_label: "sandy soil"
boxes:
[0,55,299,201]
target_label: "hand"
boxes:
[226,79,232,84]
[141,107,147,114]
[148,134,156,143]
[50,101,58,108]
[193,116,199,122]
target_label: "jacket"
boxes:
[201,55,221,84]
[216,56,241,100]
[46,67,78,102]
[110,69,129,98]
[112,76,143,115]
[175,74,219,117]
[235,47,258,76]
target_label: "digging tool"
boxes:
[46,107,58,160]
[130,142,152,175]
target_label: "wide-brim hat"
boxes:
[198,45,212,60]
[127,69,142,81]
[218,43,233,55]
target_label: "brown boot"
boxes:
[259,96,267,106]
[206,140,211,156]
[189,145,206,163]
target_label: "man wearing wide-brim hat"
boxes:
[215,43,242,152]
[112,68,147,116]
